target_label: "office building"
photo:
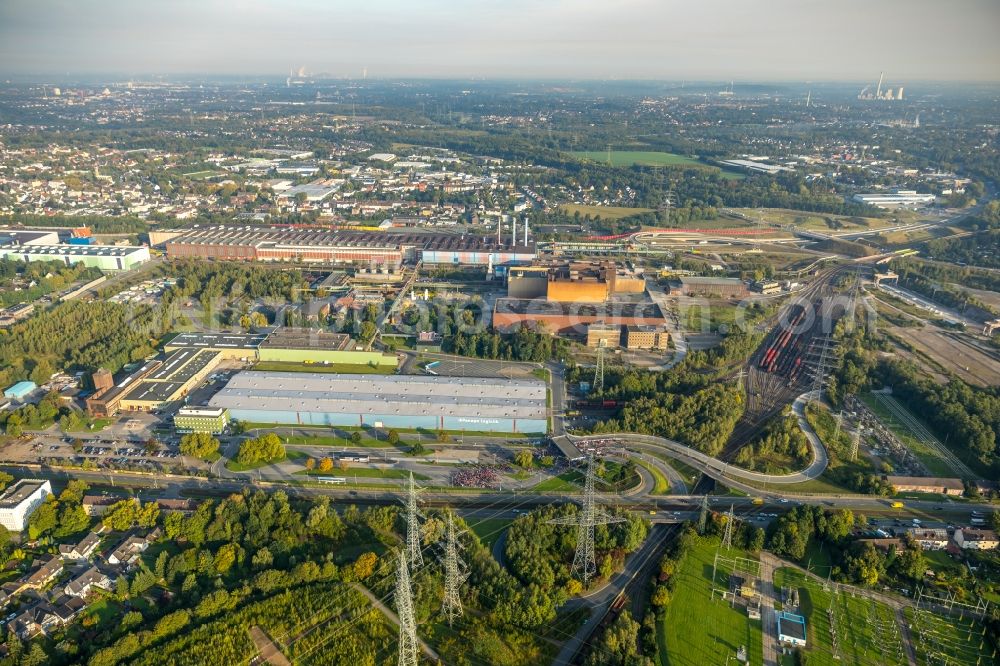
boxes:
[625,325,671,351]
[0,480,52,531]
[174,407,230,434]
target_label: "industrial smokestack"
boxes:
[876,71,884,98]
[523,217,529,246]
[897,87,904,100]
[512,216,518,248]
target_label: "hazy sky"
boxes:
[2,0,998,81]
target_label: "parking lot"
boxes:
[14,435,186,474]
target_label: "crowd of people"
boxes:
[450,465,504,488]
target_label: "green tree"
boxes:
[179,433,220,460]
[514,450,533,469]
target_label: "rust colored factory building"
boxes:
[493,298,665,335]
[506,260,646,303]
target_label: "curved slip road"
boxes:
[572,390,828,486]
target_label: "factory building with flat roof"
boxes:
[493,298,665,335]
[0,243,150,272]
[506,260,646,302]
[164,329,396,367]
[163,225,535,266]
[0,230,61,245]
[208,371,548,433]
[852,190,935,209]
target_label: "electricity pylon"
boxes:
[402,472,423,567]
[440,512,468,626]
[592,340,606,394]
[720,504,736,550]
[659,189,677,226]
[698,495,710,535]
[549,454,625,585]
[850,426,861,462]
[395,549,419,666]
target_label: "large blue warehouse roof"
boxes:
[4,381,37,397]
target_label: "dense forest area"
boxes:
[0,261,308,389]
[3,215,149,235]
[824,309,1000,475]
[733,409,811,473]
[504,504,648,597]
[925,227,1000,269]
[0,483,631,666]
[444,326,571,363]
[580,330,757,455]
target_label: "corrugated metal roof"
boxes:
[208,371,547,419]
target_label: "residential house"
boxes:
[906,528,950,551]
[154,498,197,515]
[107,528,160,566]
[58,531,101,561]
[82,495,119,516]
[22,556,62,590]
[954,529,1000,551]
[64,567,112,598]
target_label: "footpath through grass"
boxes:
[658,536,763,666]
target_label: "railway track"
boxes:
[715,265,855,468]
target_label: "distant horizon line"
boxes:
[2,74,1000,87]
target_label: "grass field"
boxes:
[740,208,901,233]
[572,150,705,168]
[63,417,113,433]
[634,459,671,495]
[253,360,397,374]
[295,467,429,480]
[772,568,907,666]
[658,537,763,666]
[282,434,392,448]
[532,461,639,493]
[533,470,583,493]
[558,203,653,220]
[466,517,512,549]
[181,170,223,180]
[571,150,744,180]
